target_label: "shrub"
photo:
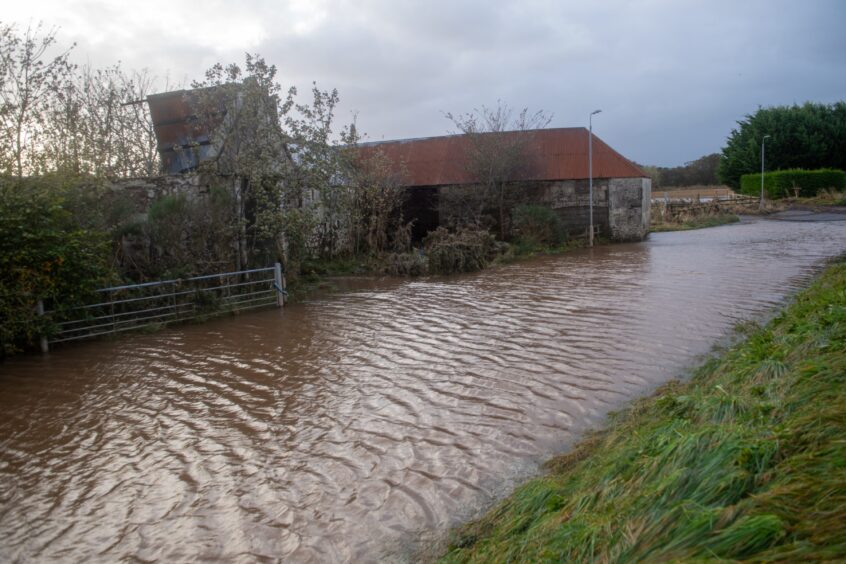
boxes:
[140,189,239,279]
[740,169,846,199]
[0,179,113,355]
[381,251,428,276]
[511,204,565,246]
[424,227,496,274]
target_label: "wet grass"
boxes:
[789,190,846,208]
[494,238,589,264]
[651,213,740,232]
[441,257,846,562]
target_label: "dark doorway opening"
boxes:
[403,187,440,242]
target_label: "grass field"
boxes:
[441,258,846,562]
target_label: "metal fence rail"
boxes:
[42,263,285,350]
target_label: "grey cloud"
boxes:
[5,0,846,165]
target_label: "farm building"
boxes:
[359,128,651,241]
[144,87,649,243]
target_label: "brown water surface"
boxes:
[2,217,845,562]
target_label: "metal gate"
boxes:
[42,264,285,350]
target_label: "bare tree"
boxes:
[345,145,410,255]
[0,22,75,177]
[78,64,160,177]
[45,63,161,177]
[444,101,552,239]
[0,23,159,178]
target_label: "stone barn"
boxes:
[360,128,651,241]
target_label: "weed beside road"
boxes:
[651,213,740,232]
[442,258,846,562]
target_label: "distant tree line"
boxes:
[718,102,846,189]
[636,153,721,189]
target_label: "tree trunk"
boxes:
[498,182,506,240]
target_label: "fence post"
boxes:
[36,299,49,354]
[274,262,285,307]
[173,280,180,321]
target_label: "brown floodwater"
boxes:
[2,216,846,562]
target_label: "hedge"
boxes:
[740,169,846,199]
[0,180,113,356]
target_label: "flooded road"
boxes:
[2,217,845,562]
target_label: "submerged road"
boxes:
[2,216,845,562]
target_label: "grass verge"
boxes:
[441,257,846,562]
[494,238,589,264]
[786,190,846,208]
[651,213,740,233]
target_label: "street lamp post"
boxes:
[760,134,771,210]
[589,109,602,247]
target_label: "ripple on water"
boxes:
[1,218,845,562]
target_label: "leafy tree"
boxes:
[637,163,662,189]
[140,188,237,278]
[190,54,361,273]
[189,55,292,270]
[718,102,846,189]
[444,101,552,239]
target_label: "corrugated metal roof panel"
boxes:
[359,128,645,186]
[147,88,225,174]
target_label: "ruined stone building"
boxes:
[359,128,651,241]
[114,87,650,277]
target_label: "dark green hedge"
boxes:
[0,178,113,356]
[740,169,846,199]
[718,102,846,189]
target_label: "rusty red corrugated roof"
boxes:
[358,128,645,186]
[147,88,229,173]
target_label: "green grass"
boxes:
[300,255,372,278]
[493,237,593,265]
[651,213,740,233]
[441,258,846,562]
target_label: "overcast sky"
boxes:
[5,0,846,166]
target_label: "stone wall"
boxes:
[651,194,758,225]
[107,174,237,216]
[106,174,244,276]
[436,177,649,241]
[608,177,651,241]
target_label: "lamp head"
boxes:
[591,109,602,116]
